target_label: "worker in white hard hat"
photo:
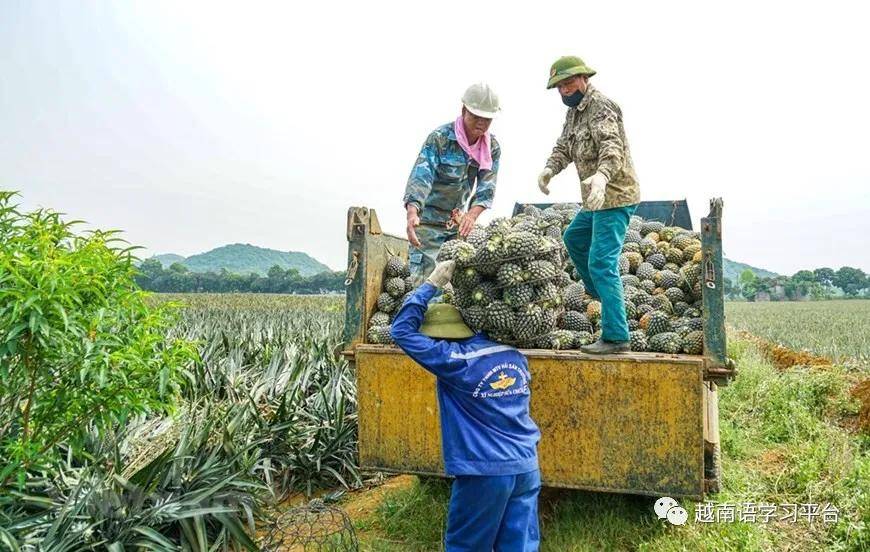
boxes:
[402,83,502,287]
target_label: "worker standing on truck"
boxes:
[537,56,640,354]
[391,260,541,552]
[403,83,502,287]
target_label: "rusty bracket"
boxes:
[344,250,360,286]
[704,357,737,385]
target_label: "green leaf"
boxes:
[132,527,178,549]
[193,515,207,552]
[214,513,258,550]
[0,528,20,552]
[173,506,236,520]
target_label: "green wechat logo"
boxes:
[655,497,688,526]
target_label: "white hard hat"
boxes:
[461,83,500,119]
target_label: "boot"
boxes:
[580,339,630,354]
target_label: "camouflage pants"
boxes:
[409,224,458,287]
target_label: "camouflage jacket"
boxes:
[403,122,501,225]
[545,84,640,210]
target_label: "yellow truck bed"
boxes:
[342,203,730,499]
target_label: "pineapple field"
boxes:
[726,300,870,365]
[1,287,358,549]
[0,193,358,550]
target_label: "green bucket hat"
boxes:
[547,55,596,89]
[420,303,475,339]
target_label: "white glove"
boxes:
[537,168,554,195]
[426,260,456,288]
[582,172,608,210]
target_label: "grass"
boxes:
[725,300,870,365]
[353,334,869,551]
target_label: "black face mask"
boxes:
[561,90,584,107]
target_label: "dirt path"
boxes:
[258,475,417,550]
[339,474,417,522]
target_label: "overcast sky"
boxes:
[3,1,868,274]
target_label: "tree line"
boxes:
[136,259,868,300]
[724,266,868,301]
[135,259,346,294]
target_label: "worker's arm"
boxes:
[589,104,625,183]
[403,131,440,214]
[544,113,573,175]
[390,283,466,380]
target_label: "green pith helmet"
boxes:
[420,303,475,339]
[547,55,596,89]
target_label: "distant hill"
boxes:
[723,258,778,282]
[153,253,186,267]
[150,244,331,277]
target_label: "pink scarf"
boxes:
[454,116,493,170]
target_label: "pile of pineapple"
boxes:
[366,256,412,345]
[438,204,575,348]
[367,204,707,354]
